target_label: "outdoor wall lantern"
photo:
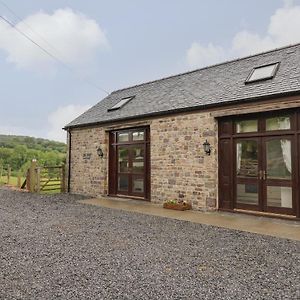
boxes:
[96,147,104,158]
[203,140,211,155]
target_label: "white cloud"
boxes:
[283,0,295,8]
[186,42,226,68]
[231,31,276,56]
[0,8,108,70]
[233,4,300,56]
[268,4,300,43]
[47,104,91,142]
[186,1,300,68]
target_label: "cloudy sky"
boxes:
[1,0,300,142]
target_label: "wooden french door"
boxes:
[235,137,260,211]
[109,127,150,200]
[219,109,300,217]
[235,136,295,215]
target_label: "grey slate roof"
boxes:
[66,43,300,128]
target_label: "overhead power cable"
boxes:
[0,0,66,60]
[0,7,109,95]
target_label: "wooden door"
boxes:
[109,127,150,200]
[235,138,261,211]
[262,136,295,215]
[234,136,296,215]
[219,110,300,217]
[117,144,146,197]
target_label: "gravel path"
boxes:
[0,189,299,300]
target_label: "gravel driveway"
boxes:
[0,189,299,300]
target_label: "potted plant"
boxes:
[163,199,192,211]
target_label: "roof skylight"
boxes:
[245,62,279,83]
[107,96,135,111]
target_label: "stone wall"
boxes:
[150,113,218,210]
[69,127,108,196]
[68,110,218,210]
[67,95,300,212]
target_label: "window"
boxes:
[266,115,291,131]
[245,63,279,83]
[117,132,129,142]
[108,96,135,111]
[116,129,146,143]
[132,130,145,141]
[235,119,258,133]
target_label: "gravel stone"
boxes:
[0,189,299,299]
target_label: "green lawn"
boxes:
[0,176,62,194]
[0,176,25,187]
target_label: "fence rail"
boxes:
[0,165,12,185]
[0,161,66,194]
[0,164,23,187]
[27,161,66,194]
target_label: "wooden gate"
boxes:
[26,160,66,194]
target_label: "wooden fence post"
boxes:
[7,165,11,185]
[61,164,66,193]
[29,160,37,192]
[0,165,3,183]
[36,167,41,193]
[17,176,21,188]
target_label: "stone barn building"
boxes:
[65,43,300,219]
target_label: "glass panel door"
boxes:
[109,127,149,200]
[235,139,261,210]
[130,146,145,196]
[235,137,295,214]
[263,136,294,214]
[132,147,144,173]
[229,111,298,216]
[117,147,129,193]
[116,144,146,197]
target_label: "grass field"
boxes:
[0,175,61,194]
[0,176,25,187]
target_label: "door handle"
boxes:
[258,170,267,180]
[263,171,267,180]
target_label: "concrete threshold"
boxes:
[78,197,300,242]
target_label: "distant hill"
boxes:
[0,135,67,174]
[0,135,66,153]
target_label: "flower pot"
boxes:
[163,202,192,211]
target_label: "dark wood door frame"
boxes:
[219,108,300,218]
[262,135,295,215]
[108,126,150,200]
[233,135,295,215]
[234,137,261,212]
